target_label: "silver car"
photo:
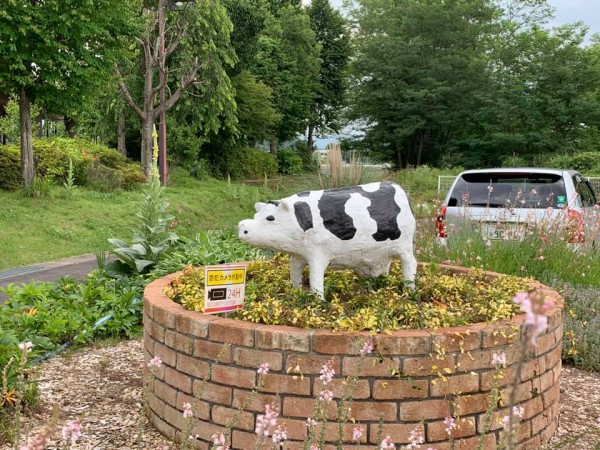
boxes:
[436,168,598,245]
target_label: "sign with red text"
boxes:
[203,263,249,314]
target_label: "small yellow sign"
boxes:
[203,263,249,315]
[206,269,246,286]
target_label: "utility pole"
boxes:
[158,2,168,186]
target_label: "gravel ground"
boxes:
[4,339,600,450]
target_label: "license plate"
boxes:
[483,224,521,240]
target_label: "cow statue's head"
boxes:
[238,200,299,253]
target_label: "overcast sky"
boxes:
[329,0,600,41]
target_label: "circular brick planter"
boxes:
[143,264,563,450]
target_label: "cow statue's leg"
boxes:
[289,254,306,288]
[398,244,417,289]
[307,255,329,299]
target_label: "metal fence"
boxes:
[437,175,600,196]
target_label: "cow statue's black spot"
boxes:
[317,182,401,241]
[294,201,313,232]
[364,182,401,241]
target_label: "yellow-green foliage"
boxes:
[165,255,531,332]
[164,265,206,312]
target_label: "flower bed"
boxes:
[143,263,563,449]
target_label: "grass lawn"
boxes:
[0,169,327,270]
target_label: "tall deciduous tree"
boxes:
[349,0,494,168]
[252,4,321,153]
[307,0,351,148]
[117,1,236,176]
[0,0,139,187]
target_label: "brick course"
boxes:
[144,264,563,449]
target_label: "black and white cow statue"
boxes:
[238,181,417,297]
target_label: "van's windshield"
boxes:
[448,173,567,209]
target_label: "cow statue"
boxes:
[237,181,417,297]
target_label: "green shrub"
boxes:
[562,285,600,371]
[207,145,278,180]
[294,141,318,172]
[0,147,21,190]
[277,148,303,175]
[189,159,211,181]
[546,152,600,173]
[0,138,145,191]
[86,162,123,192]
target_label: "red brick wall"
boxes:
[143,265,563,450]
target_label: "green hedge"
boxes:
[0,138,145,190]
[206,146,278,180]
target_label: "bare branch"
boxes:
[165,24,187,58]
[117,76,144,119]
[154,58,201,118]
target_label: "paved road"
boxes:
[0,254,103,302]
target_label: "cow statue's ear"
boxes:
[254,202,266,212]
[280,199,292,212]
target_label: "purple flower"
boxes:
[406,426,424,449]
[182,402,193,419]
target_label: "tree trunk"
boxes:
[65,117,76,138]
[395,143,403,170]
[269,138,278,155]
[117,110,127,157]
[307,124,315,150]
[141,117,154,177]
[19,89,35,188]
[416,131,424,167]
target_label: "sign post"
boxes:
[203,263,249,314]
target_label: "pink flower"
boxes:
[310,445,320,450]
[380,435,396,450]
[513,405,525,418]
[257,362,270,375]
[147,356,162,368]
[182,402,193,419]
[211,432,226,445]
[492,352,507,367]
[272,424,288,444]
[352,426,364,442]
[501,415,511,431]
[19,434,47,450]
[443,416,456,435]
[319,360,335,385]
[255,403,279,437]
[319,390,334,402]
[306,417,317,428]
[61,420,82,442]
[513,292,554,346]
[406,426,424,449]
[361,339,374,356]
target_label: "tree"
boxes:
[307,0,351,148]
[348,0,494,167]
[117,1,236,176]
[0,0,139,187]
[251,4,321,153]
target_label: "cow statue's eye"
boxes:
[266,215,275,222]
